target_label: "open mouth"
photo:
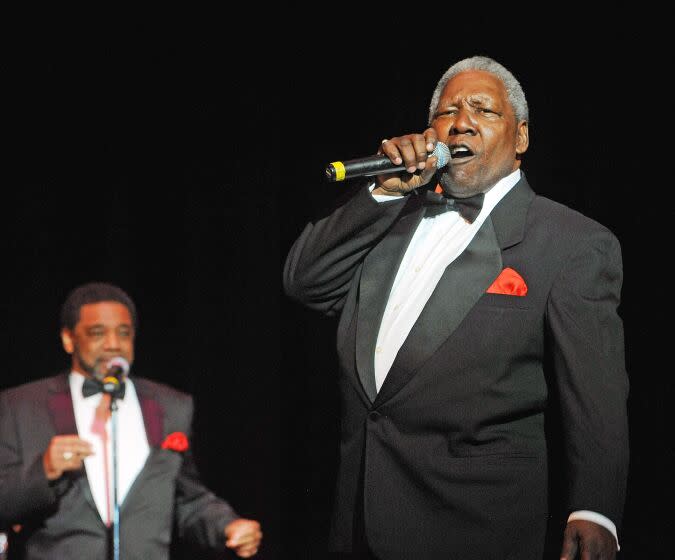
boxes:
[449,145,475,160]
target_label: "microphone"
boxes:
[325,142,451,182]
[102,357,130,396]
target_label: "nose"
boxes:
[103,330,121,350]
[450,106,476,136]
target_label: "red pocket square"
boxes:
[161,432,189,452]
[486,267,528,296]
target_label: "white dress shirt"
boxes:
[69,372,150,524]
[370,169,619,547]
[373,169,521,391]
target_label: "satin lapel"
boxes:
[374,215,503,406]
[355,200,425,402]
[490,174,534,250]
[47,374,77,435]
[120,379,165,514]
[136,379,164,448]
[119,448,163,517]
[47,373,99,520]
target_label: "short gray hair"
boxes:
[428,56,529,125]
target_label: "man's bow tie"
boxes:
[421,188,485,224]
[82,377,126,399]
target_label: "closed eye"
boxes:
[477,107,501,117]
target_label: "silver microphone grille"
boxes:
[432,142,451,168]
[106,356,130,376]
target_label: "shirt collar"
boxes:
[478,168,522,220]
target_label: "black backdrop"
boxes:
[2,12,672,560]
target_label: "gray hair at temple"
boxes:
[427,56,529,125]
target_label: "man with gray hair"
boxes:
[284,56,628,559]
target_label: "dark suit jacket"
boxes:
[284,175,629,560]
[0,374,239,560]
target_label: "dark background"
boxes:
[2,12,671,559]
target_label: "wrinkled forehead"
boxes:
[438,70,511,109]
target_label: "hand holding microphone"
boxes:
[326,129,450,196]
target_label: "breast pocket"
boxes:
[474,292,532,310]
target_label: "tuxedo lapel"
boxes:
[372,175,535,405]
[120,378,165,514]
[490,174,534,250]
[356,175,534,405]
[135,379,164,448]
[356,199,425,402]
[46,373,100,520]
[374,215,503,405]
[47,373,78,435]
[118,448,164,517]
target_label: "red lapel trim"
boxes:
[138,391,164,448]
[47,375,77,435]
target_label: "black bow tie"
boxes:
[82,377,126,399]
[421,189,485,223]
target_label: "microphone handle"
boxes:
[325,143,449,182]
[102,375,121,395]
[326,155,409,182]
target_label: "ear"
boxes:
[515,121,529,156]
[61,328,74,354]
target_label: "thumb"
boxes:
[225,525,240,544]
[418,156,438,185]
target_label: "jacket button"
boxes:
[368,411,380,421]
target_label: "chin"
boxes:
[439,173,485,197]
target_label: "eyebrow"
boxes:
[437,94,498,109]
[85,324,132,331]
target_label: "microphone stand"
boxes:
[103,381,124,560]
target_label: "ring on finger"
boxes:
[63,451,74,461]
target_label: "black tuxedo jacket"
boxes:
[284,175,629,559]
[0,373,238,560]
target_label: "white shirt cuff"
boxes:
[368,182,404,203]
[567,510,619,551]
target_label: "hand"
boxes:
[43,435,93,480]
[373,129,440,196]
[224,518,262,558]
[560,519,617,560]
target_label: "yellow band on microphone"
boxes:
[329,161,346,181]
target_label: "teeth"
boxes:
[450,146,471,155]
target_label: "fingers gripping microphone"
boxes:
[325,142,451,182]
[102,357,130,396]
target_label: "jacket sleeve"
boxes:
[172,396,240,552]
[283,185,407,315]
[0,390,59,524]
[545,226,629,529]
